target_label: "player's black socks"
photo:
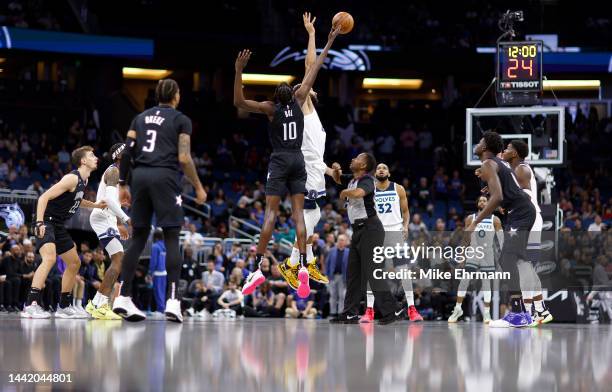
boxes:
[255,254,264,269]
[510,296,524,313]
[27,287,42,306]
[299,253,307,267]
[59,292,73,309]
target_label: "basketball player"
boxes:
[448,195,503,324]
[471,131,535,328]
[21,146,107,319]
[502,140,553,325]
[85,143,131,320]
[282,12,331,289]
[234,26,340,298]
[361,163,423,322]
[116,79,207,323]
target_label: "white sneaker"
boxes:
[72,305,90,319]
[448,306,463,323]
[20,302,51,319]
[194,309,211,321]
[241,269,265,295]
[186,307,195,317]
[165,299,183,323]
[55,306,80,319]
[113,296,146,322]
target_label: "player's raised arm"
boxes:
[294,27,340,106]
[471,160,503,227]
[303,12,317,73]
[178,133,207,205]
[233,50,275,117]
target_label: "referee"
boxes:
[329,153,403,325]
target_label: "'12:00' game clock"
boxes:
[495,40,543,106]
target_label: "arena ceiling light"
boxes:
[542,80,600,91]
[362,78,423,90]
[241,73,295,85]
[122,67,172,80]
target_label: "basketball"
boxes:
[332,11,354,34]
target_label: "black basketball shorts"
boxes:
[36,220,75,255]
[265,151,307,197]
[130,166,184,228]
[501,204,536,262]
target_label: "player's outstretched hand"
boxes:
[195,186,207,205]
[118,224,130,240]
[303,12,316,35]
[235,50,251,72]
[328,26,341,43]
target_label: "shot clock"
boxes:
[497,41,543,92]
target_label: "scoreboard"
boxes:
[497,41,543,92]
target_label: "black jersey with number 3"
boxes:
[129,104,192,170]
[268,100,304,151]
[45,170,86,223]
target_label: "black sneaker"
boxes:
[379,308,406,325]
[329,313,360,324]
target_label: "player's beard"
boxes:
[376,175,389,182]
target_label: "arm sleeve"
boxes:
[176,114,192,135]
[104,186,130,223]
[357,177,375,196]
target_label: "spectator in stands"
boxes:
[149,229,167,314]
[268,263,289,296]
[232,199,250,220]
[409,213,429,234]
[19,251,36,306]
[26,180,44,196]
[1,246,22,311]
[285,290,317,319]
[211,243,228,273]
[57,145,71,166]
[325,234,349,317]
[181,246,200,284]
[592,256,611,287]
[252,281,285,318]
[79,250,96,300]
[217,278,244,316]
[415,177,432,210]
[230,259,247,286]
[588,215,606,232]
[202,257,225,298]
[432,167,448,201]
[211,189,229,223]
[184,223,205,248]
[245,246,258,271]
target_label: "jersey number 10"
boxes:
[283,122,297,141]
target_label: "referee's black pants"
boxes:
[343,216,398,318]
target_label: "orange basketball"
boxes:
[332,12,354,35]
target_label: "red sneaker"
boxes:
[408,305,423,322]
[360,307,374,323]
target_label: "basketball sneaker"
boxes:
[379,307,405,325]
[306,258,329,284]
[278,259,299,290]
[55,306,80,319]
[242,269,265,295]
[296,266,310,298]
[91,303,122,320]
[408,305,423,322]
[489,311,532,328]
[448,306,463,323]
[20,302,51,319]
[531,309,553,326]
[360,307,374,323]
[165,298,183,323]
[329,312,359,324]
[113,295,146,322]
[72,305,90,319]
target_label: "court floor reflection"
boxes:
[1,317,611,391]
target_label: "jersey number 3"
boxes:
[283,122,297,141]
[143,130,157,152]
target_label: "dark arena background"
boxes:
[0,1,611,391]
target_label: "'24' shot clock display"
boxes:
[497,41,543,92]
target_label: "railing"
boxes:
[181,193,211,219]
[229,215,293,254]
[0,188,39,203]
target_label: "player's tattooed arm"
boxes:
[234,50,275,118]
[105,166,120,186]
[179,133,207,204]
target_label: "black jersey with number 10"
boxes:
[129,104,192,170]
[268,100,304,151]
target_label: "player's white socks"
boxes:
[457,278,469,299]
[93,291,109,308]
[289,247,300,267]
[405,290,415,307]
[306,244,314,263]
[534,300,545,312]
[366,290,374,308]
[482,279,492,303]
[525,301,533,315]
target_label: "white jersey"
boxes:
[374,182,403,231]
[519,162,541,213]
[465,213,496,271]
[90,164,124,255]
[302,109,327,198]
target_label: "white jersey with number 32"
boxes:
[375,182,403,232]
